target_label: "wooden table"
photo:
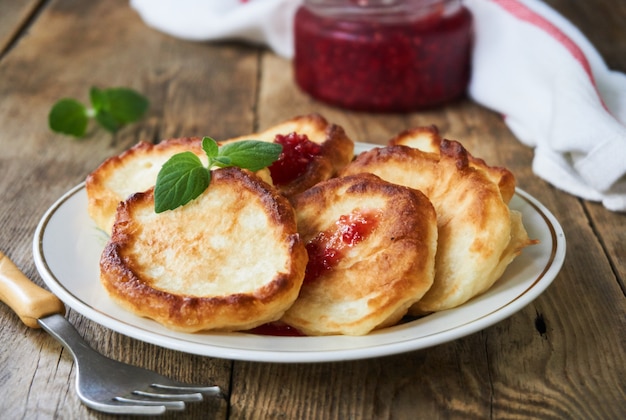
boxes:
[1,1,624,418]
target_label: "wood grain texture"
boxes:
[0,0,624,418]
[0,0,44,54]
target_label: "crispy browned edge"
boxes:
[343,141,536,314]
[99,167,308,332]
[222,113,355,199]
[85,137,204,232]
[389,126,516,203]
[282,173,437,335]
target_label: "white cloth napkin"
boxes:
[129,0,299,58]
[130,0,626,212]
[465,0,626,212]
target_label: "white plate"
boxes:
[33,144,565,363]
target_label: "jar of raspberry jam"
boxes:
[293,0,473,112]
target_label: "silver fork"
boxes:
[0,252,223,415]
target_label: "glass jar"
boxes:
[293,0,473,112]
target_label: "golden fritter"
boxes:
[100,167,308,332]
[221,114,354,199]
[342,142,534,314]
[389,126,516,203]
[281,173,437,335]
[86,137,205,234]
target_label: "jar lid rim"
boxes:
[302,0,462,20]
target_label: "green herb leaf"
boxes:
[48,98,89,137]
[154,139,283,213]
[94,109,121,133]
[212,156,232,167]
[50,86,149,138]
[154,152,210,213]
[202,136,219,158]
[89,87,108,112]
[218,140,283,171]
[99,87,149,124]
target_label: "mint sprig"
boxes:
[49,87,149,138]
[154,137,282,213]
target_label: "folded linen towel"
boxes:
[130,0,299,58]
[130,0,626,212]
[464,0,626,212]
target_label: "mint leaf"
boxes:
[212,156,232,166]
[90,87,149,133]
[89,87,108,112]
[94,109,121,133]
[218,141,283,171]
[154,139,283,213]
[154,152,210,213]
[48,98,89,137]
[50,86,149,138]
[202,136,219,158]
[100,87,149,124]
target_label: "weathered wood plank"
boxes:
[0,0,44,54]
[543,0,626,71]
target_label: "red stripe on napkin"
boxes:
[491,0,595,84]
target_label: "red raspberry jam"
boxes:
[294,0,473,112]
[268,132,322,185]
[304,209,382,283]
[247,322,305,336]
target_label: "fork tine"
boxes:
[133,389,203,401]
[85,399,171,415]
[113,396,186,411]
[152,383,224,396]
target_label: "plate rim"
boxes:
[32,147,566,363]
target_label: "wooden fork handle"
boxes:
[0,251,65,328]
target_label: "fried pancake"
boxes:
[221,114,354,199]
[389,126,516,203]
[341,142,534,314]
[86,137,205,235]
[281,173,437,336]
[100,167,308,332]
